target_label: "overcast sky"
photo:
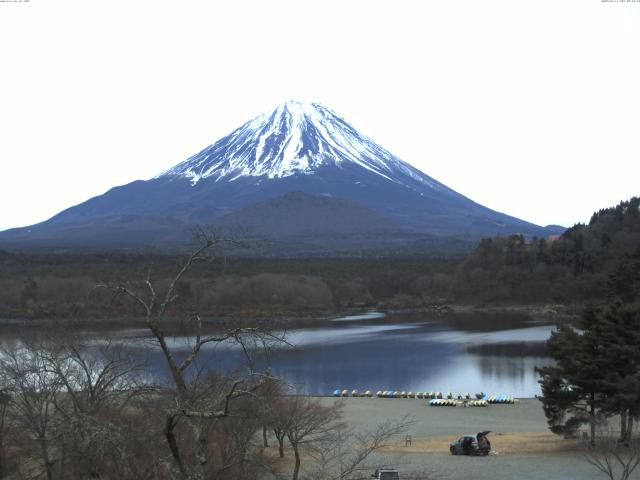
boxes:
[1,0,639,232]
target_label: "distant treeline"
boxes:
[1,197,638,320]
[0,252,456,319]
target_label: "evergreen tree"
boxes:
[537,312,607,443]
[598,249,640,444]
[538,249,640,444]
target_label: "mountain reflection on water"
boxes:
[109,311,555,398]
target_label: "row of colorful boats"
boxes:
[428,399,488,407]
[332,389,477,399]
[429,396,518,406]
[331,389,518,404]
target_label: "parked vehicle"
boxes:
[371,467,400,479]
[449,431,491,456]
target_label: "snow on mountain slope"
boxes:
[159,100,443,192]
[0,100,564,252]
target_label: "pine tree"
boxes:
[537,312,608,443]
[598,249,640,444]
[538,249,640,444]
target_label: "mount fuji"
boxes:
[0,101,562,253]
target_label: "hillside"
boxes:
[450,197,640,303]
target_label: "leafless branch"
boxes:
[581,421,640,480]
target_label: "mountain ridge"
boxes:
[0,101,564,253]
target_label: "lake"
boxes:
[95,310,556,398]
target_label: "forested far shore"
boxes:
[0,197,638,322]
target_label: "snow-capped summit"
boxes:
[159,100,440,191]
[0,101,564,252]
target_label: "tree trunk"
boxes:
[0,409,5,480]
[589,393,596,447]
[164,415,188,479]
[263,425,268,447]
[0,410,5,480]
[626,415,634,447]
[621,410,628,445]
[192,420,207,480]
[39,436,53,480]
[291,443,301,480]
[274,429,285,458]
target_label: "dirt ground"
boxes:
[308,397,640,480]
[383,431,582,456]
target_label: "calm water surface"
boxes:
[102,311,555,397]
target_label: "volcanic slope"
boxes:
[0,101,562,252]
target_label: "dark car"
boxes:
[449,431,491,456]
[371,467,400,479]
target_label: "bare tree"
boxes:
[0,343,65,480]
[582,421,640,480]
[281,396,345,480]
[0,389,11,478]
[94,230,284,480]
[44,340,146,416]
[43,339,153,479]
[308,416,414,480]
[0,338,158,480]
[205,393,276,480]
[253,377,284,451]
[266,395,289,459]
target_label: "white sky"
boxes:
[1,0,639,231]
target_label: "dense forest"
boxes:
[0,197,638,322]
[453,197,640,304]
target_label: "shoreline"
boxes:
[314,397,605,480]
[0,303,579,331]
